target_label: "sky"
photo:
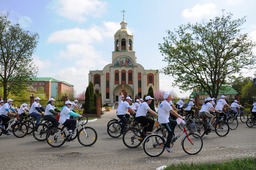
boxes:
[1,0,256,98]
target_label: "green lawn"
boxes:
[164,157,256,170]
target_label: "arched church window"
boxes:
[94,74,101,86]
[147,73,154,85]
[115,70,119,84]
[121,38,126,50]
[129,39,132,50]
[121,70,126,84]
[128,70,133,84]
[115,40,119,51]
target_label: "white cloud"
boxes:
[18,16,32,28]
[51,0,107,22]
[33,56,52,70]
[225,0,244,6]
[44,21,119,95]
[182,3,218,22]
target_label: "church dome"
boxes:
[114,21,133,36]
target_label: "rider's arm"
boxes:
[68,111,81,117]
[49,109,58,115]
[35,107,42,113]
[148,108,158,117]
[170,110,184,119]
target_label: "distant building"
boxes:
[28,77,74,99]
[190,86,239,106]
[89,18,159,106]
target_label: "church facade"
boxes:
[89,19,159,106]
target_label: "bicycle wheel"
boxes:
[239,113,247,123]
[78,127,98,146]
[33,124,49,141]
[143,134,165,157]
[215,121,229,137]
[107,122,122,138]
[227,117,238,130]
[12,123,28,138]
[122,128,143,148]
[107,119,118,127]
[24,120,34,134]
[46,128,66,147]
[246,117,255,128]
[182,133,203,155]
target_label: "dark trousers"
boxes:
[162,119,177,148]
[0,115,10,129]
[117,114,130,132]
[135,116,154,134]
[43,115,59,128]
[63,119,77,131]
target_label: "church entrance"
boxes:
[113,85,134,108]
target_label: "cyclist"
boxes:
[59,100,82,136]
[116,96,135,133]
[29,97,44,129]
[17,103,29,122]
[199,97,220,134]
[0,99,17,135]
[44,98,60,132]
[132,99,141,112]
[215,95,230,121]
[230,100,241,117]
[184,98,197,118]
[70,99,79,111]
[251,100,256,121]
[135,95,158,138]
[158,92,184,153]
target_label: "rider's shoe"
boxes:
[165,147,173,153]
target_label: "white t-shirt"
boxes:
[231,102,240,113]
[184,101,194,111]
[116,101,131,115]
[0,103,12,116]
[59,106,71,124]
[135,102,150,117]
[18,104,29,115]
[215,99,228,111]
[29,101,41,114]
[200,102,214,113]
[158,100,173,124]
[176,99,184,108]
[251,102,256,112]
[44,103,56,116]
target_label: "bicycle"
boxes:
[143,118,203,157]
[246,114,256,128]
[0,116,28,138]
[46,116,97,147]
[196,112,230,137]
[122,121,167,149]
[33,119,54,141]
[225,109,239,130]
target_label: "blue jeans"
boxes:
[30,112,41,126]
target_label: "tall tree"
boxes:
[147,86,156,111]
[159,11,255,98]
[83,81,96,114]
[0,14,39,100]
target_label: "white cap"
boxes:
[163,92,171,100]
[136,99,140,102]
[190,98,194,101]
[221,95,226,98]
[21,103,27,107]
[139,98,144,101]
[7,99,14,102]
[49,98,55,102]
[0,100,4,103]
[205,97,212,101]
[234,100,238,103]
[34,97,41,101]
[74,99,78,103]
[145,95,154,100]
[65,100,72,105]
[126,96,132,101]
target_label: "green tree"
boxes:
[230,76,251,95]
[147,86,156,111]
[0,14,39,100]
[83,81,96,114]
[159,11,255,98]
[241,80,256,106]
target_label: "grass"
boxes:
[164,157,256,170]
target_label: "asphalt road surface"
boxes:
[0,109,255,170]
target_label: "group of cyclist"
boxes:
[115,91,255,154]
[0,97,81,136]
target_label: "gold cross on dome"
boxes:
[121,10,126,21]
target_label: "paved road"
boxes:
[0,110,255,170]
